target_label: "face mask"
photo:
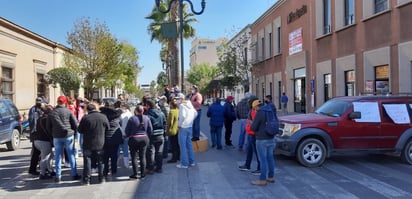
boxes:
[176,100,181,105]
[191,89,195,94]
[158,101,163,106]
[265,100,270,104]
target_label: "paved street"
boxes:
[1,107,412,199]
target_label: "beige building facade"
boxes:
[189,37,226,67]
[0,17,67,114]
[250,0,412,113]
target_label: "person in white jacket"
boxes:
[117,102,134,168]
[175,93,198,169]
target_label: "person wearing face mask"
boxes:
[28,97,45,175]
[190,85,203,141]
[264,95,277,114]
[158,96,170,159]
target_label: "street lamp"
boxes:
[155,0,206,93]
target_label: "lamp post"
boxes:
[155,0,206,93]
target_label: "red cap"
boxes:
[57,95,67,104]
[226,96,234,101]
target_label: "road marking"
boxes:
[326,161,412,198]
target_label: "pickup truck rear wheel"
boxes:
[296,138,326,167]
[401,138,412,165]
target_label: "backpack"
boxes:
[264,110,280,136]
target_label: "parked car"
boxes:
[127,98,140,106]
[203,98,214,106]
[276,95,412,167]
[0,98,22,151]
[102,97,117,105]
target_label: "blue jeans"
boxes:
[238,119,247,148]
[192,109,202,139]
[245,135,260,170]
[210,125,222,148]
[256,139,275,181]
[178,127,195,166]
[118,137,129,159]
[54,135,78,178]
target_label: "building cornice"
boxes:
[0,17,70,51]
[251,0,286,29]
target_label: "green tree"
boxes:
[186,63,219,94]
[146,1,198,88]
[157,71,168,93]
[64,18,140,99]
[115,41,141,95]
[217,32,251,91]
[46,67,81,95]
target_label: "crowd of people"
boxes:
[28,84,280,186]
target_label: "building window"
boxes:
[323,0,332,34]
[243,47,248,66]
[277,27,281,53]
[1,67,14,100]
[344,0,355,25]
[345,70,356,96]
[37,73,47,98]
[268,32,273,57]
[324,74,332,101]
[375,65,389,94]
[375,0,388,13]
[261,37,265,60]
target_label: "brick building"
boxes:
[250,0,412,113]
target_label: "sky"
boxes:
[1,0,277,85]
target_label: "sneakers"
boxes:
[39,174,53,180]
[266,178,275,183]
[28,170,40,175]
[176,164,188,169]
[72,174,82,181]
[64,162,71,168]
[251,180,267,186]
[251,170,261,175]
[238,165,250,171]
[82,180,90,186]
[189,163,196,167]
[129,175,138,180]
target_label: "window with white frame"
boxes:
[277,27,281,53]
[375,0,388,13]
[268,32,273,58]
[344,0,355,25]
[323,0,332,34]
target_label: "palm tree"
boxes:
[146,1,197,88]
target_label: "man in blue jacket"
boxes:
[207,98,225,150]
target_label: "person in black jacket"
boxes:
[250,104,276,186]
[145,99,166,173]
[46,95,81,183]
[125,105,152,179]
[100,101,123,177]
[78,103,109,185]
[33,104,54,179]
[223,96,237,147]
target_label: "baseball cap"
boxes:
[252,100,262,108]
[174,93,185,99]
[57,95,67,104]
[226,96,234,101]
